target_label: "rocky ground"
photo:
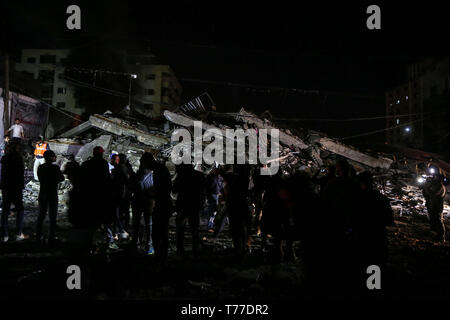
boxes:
[1,172,450,300]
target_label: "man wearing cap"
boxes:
[34,136,49,181]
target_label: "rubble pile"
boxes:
[19,103,449,220]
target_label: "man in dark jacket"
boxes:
[355,171,394,267]
[36,150,65,243]
[423,173,447,242]
[204,166,224,230]
[80,146,115,248]
[1,141,25,242]
[173,163,205,257]
[149,155,173,263]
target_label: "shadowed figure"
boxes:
[173,163,205,257]
[36,150,65,244]
[0,141,25,242]
[80,147,114,246]
[130,152,156,254]
[354,171,394,272]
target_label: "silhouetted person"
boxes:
[118,153,134,230]
[313,164,336,196]
[261,169,284,253]
[204,166,224,230]
[226,164,251,260]
[321,158,360,294]
[250,165,271,238]
[131,153,156,254]
[1,142,25,242]
[110,154,129,240]
[80,146,115,248]
[173,163,205,257]
[422,173,446,242]
[149,156,173,264]
[65,155,85,229]
[36,150,65,244]
[355,171,394,269]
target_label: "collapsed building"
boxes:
[17,93,450,219]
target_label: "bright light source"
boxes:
[429,168,436,174]
[405,127,411,132]
[406,96,409,100]
[396,100,400,104]
[396,119,400,125]
[417,177,425,184]
[131,74,137,79]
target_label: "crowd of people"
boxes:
[0,122,448,292]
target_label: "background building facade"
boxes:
[386,57,450,158]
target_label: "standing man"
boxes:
[34,136,49,181]
[36,150,65,244]
[0,141,25,242]
[422,171,447,242]
[7,118,24,143]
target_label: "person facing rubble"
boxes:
[146,154,172,264]
[80,146,115,249]
[33,136,49,181]
[0,141,25,242]
[130,152,156,255]
[225,164,251,260]
[204,164,224,231]
[173,162,205,257]
[312,164,336,196]
[354,171,394,270]
[117,153,134,230]
[422,169,447,242]
[110,154,130,241]
[320,158,360,292]
[36,150,65,245]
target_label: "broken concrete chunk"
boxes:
[318,137,393,169]
[75,135,112,162]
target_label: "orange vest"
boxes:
[34,143,48,157]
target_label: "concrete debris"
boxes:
[17,103,448,226]
[75,135,112,162]
[318,137,393,169]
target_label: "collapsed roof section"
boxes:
[60,113,169,148]
[164,108,393,170]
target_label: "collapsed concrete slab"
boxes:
[235,108,310,150]
[59,120,93,138]
[60,114,169,148]
[75,135,112,162]
[318,137,393,169]
[47,139,84,156]
[88,114,169,148]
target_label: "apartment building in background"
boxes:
[14,49,182,119]
[15,49,81,115]
[386,57,450,156]
[122,50,183,118]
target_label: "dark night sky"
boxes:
[2,1,450,143]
